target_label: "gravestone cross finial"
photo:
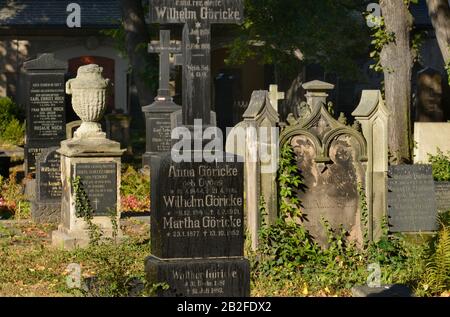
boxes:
[148,30,182,101]
[269,84,284,112]
[149,0,244,126]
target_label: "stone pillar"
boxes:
[352,90,390,241]
[226,90,279,250]
[52,64,124,249]
[303,80,335,110]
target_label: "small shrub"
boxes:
[0,97,25,146]
[121,166,150,212]
[0,172,30,219]
[1,118,25,146]
[428,149,450,182]
[418,216,450,296]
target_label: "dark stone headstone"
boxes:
[148,0,244,126]
[142,30,182,167]
[388,165,438,232]
[146,152,248,297]
[25,139,61,176]
[145,1,248,297]
[150,153,244,259]
[145,256,250,297]
[74,162,118,216]
[142,101,181,167]
[435,181,450,212]
[32,147,62,223]
[23,53,67,175]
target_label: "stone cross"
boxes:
[269,84,284,112]
[148,29,182,101]
[149,0,244,126]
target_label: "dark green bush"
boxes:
[0,97,25,146]
[428,149,450,182]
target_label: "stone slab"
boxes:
[73,162,118,217]
[388,165,438,232]
[351,284,413,297]
[150,152,244,259]
[145,256,250,297]
[435,181,450,212]
[31,201,61,224]
[414,122,450,163]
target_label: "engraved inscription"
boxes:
[37,150,61,201]
[152,157,244,258]
[74,163,117,216]
[150,115,173,152]
[435,182,450,212]
[388,165,438,232]
[28,75,66,139]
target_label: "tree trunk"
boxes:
[121,0,154,107]
[426,0,450,64]
[380,0,414,164]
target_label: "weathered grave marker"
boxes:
[280,80,368,246]
[23,53,67,175]
[142,30,182,167]
[52,64,124,249]
[435,182,450,212]
[145,0,249,297]
[387,165,438,232]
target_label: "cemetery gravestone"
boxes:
[32,147,62,223]
[23,53,67,175]
[225,90,280,251]
[148,0,244,126]
[52,64,124,249]
[280,80,368,246]
[145,0,249,297]
[142,30,182,167]
[435,182,450,213]
[146,153,249,296]
[387,165,438,232]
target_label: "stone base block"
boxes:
[31,201,61,224]
[351,284,413,297]
[145,256,250,297]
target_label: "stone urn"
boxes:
[66,64,110,139]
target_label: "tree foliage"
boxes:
[227,0,370,79]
